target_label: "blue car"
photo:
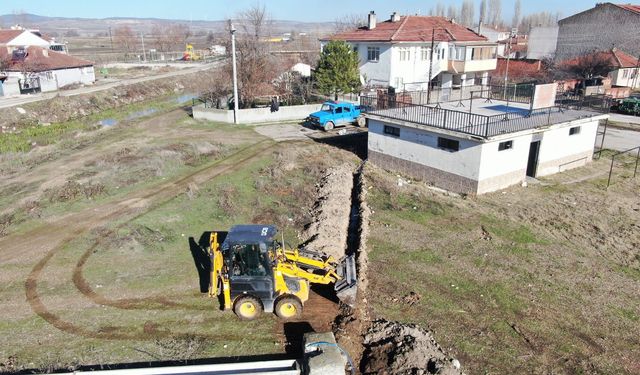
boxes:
[307,101,366,131]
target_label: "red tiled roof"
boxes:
[495,58,543,79]
[616,3,640,14]
[0,46,93,72]
[324,16,487,43]
[0,30,24,44]
[562,48,639,69]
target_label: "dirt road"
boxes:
[0,61,221,110]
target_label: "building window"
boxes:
[449,46,466,61]
[471,46,497,60]
[398,47,410,61]
[437,137,459,152]
[384,125,400,137]
[569,126,581,135]
[351,44,358,54]
[367,46,380,62]
[498,140,513,151]
[421,46,430,60]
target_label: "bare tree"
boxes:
[334,13,366,32]
[435,3,446,17]
[518,11,557,33]
[562,51,614,83]
[226,3,280,108]
[512,0,521,28]
[488,0,502,26]
[197,68,233,108]
[479,0,487,24]
[113,25,136,53]
[460,0,475,27]
[447,5,459,21]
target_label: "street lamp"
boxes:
[229,20,239,124]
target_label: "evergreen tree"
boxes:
[315,40,361,100]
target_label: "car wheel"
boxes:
[324,121,334,131]
[356,115,366,127]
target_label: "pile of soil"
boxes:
[300,164,354,260]
[361,319,464,375]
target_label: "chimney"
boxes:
[42,48,48,57]
[391,12,401,22]
[368,11,377,30]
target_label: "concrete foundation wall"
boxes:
[368,119,483,180]
[477,169,526,194]
[369,150,479,194]
[192,103,321,124]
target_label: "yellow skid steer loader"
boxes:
[208,225,357,320]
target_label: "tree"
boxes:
[479,0,487,24]
[460,0,475,27]
[512,0,521,28]
[315,40,361,100]
[113,25,136,53]
[488,0,502,26]
[206,31,215,44]
[562,51,614,83]
[334,14,365,32]
[447,5,459,21]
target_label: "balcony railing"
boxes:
[360,94,607,138]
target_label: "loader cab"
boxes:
[222,225,279,312]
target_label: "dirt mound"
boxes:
[300,164,354,260]
[361,319,463,375]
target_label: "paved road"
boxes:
[609,113,640,125]
[600,125,640,152]
[0,61,220,109]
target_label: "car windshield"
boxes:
[321,104,334,112]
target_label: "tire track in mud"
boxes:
[23,138,293,340]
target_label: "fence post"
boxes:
[635,147,640,178]
[607,154,616,188]
[547,107,552,125]
[484,116,489,137]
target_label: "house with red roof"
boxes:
[0,45,95,96]
[557,3,640,60]
[0,28,51,49]
[321,12,498,91]
[560,48,640,89]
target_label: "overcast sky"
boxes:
[1,0,596,22]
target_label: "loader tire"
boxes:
[324,121,335,131]
[233,296,263,320]
[275,296,302,320]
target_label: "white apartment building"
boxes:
[322,12,498,91]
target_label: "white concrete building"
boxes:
[363,84,607,194]
[0,45,94,96]
[322,12,498,91]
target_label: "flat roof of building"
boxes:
[362,96,607,139]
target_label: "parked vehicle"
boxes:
[615,97,640,116]
[307,101,366,131]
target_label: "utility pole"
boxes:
[108,27,114,52]
[503,29,517,100]
[141,33,146,62]
[230,20,240,124]
[426,28,436,104]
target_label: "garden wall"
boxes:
[192,103,322,124]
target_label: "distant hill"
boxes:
[0,13,335,37]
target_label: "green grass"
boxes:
[0,95,184,153]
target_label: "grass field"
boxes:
[0,100,359,372]
[365,156,640,374]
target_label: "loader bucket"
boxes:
[334,254,358,307]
